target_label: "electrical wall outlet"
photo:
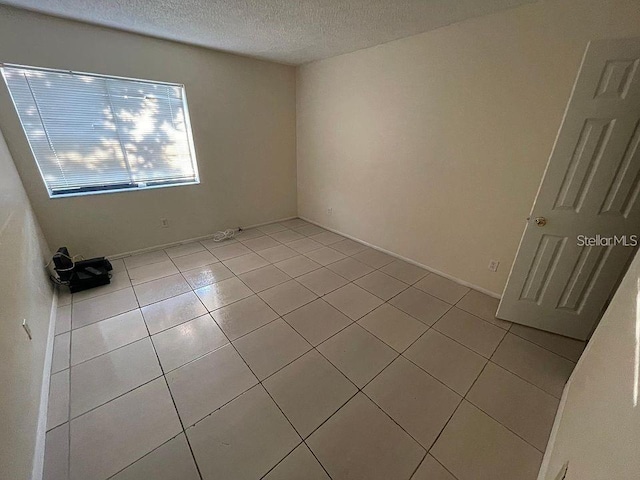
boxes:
[327,208,333,216]
[160,218,169,228]
[488,259,500,272]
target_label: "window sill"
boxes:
[48,180,200,199]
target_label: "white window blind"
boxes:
[1,64,199,197]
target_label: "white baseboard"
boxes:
[108,215,298,260]
[298,216,502,299]
[537,376,571,480]
[32,288,58,480]
[106,213,501,299]
[536,325,596,479]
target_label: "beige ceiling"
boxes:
[0,0,537,64]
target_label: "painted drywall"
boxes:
[538,248,640,479]
[0,6,297,259]
[0,126,55,479]
[296,0,640,295]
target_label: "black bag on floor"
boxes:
[52,247,113,293]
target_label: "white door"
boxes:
[497,38,640,340]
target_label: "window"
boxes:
[1,64,199,197]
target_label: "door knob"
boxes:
[534,217,547,226]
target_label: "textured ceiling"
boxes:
[0,0,537,65]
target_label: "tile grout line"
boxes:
[278,311,446,477]
[103,431,187,480]
[67,297,348,429]
[66,334,152,374]
[205,311,318,479]
[408,452,429,480]
[65,373,162,424]
[66,310,72,480]
[91,232,394,324]
[57,222,324,477]
[85,227,489,348]
[273,289,440,472]
[159,365,205,480]
[443,326,555,455]
[81,238,473,370]
[421,353,494,473]
[54,220,572,479]
[258,382,337,480]
[343,271,563,460]
[450,292,582,363]
[501,328,582,363]
[452,329,560,451]
[397,325,564,434]
[431,454,461,480]
[485,356,566,401]
[82,236,418,392]
[283,292,563,457]
[127,253,205,480]
[230,249,415,476]
[156,228,526,474]
[348,316,463,459]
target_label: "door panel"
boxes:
[600,120,640,217]
[555,244,609,312]
[553,118,614,212]
[518,234,565,303]
[497,38,640,340]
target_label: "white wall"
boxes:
[0,6,297,259]
[539,248,640,479]
[296,0,640,295]
[0,127,55,479]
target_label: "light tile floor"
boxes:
[45,219,586,480]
